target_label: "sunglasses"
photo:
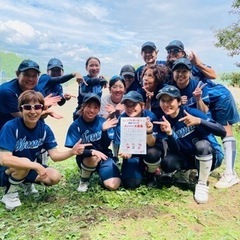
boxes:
[21,104,43,111]
[167,48,182,54]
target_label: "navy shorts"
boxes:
[121,157,145,180]
[210,91,240,125]
[0,165,48,187]
[77,156,121,181]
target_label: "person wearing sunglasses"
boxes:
[166,41,240,189]
[165,40,217,81]
[0,90,89,210]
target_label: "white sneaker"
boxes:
[214,171,240,189]
[77,180,89,192]
[1,192,22,210]
[20,183,39,196]
[194,183,209,204]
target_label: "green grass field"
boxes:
[0,125,240,240]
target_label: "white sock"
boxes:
[80,162,96,181]
[222,136,236,174]
[143,159,161,173]
[196,154,212,185]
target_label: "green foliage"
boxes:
[0,52,23,82]
[220,71,240,87]
[214,0,240,66]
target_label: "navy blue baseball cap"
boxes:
[18,60,40,73]
[47,58,64,70]
[165,40,184,51]
[172,58,192,71]
[121,91,143,104]
[120,65,135,77]
[156,85,181,100]
[83,93,101,104]
[141,41,157,51]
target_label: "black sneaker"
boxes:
[145,172,156,187]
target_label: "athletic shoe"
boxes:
[77,180,89,192]
[174,169,198,184]
[214,171,240,189]
[145,172,156,187]
[1,192,22,210]
[194,183,209,204]
[20,183,39,196]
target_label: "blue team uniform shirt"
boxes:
[38,74,64,97]
[171,78,210,109]
[156,106,224,164]
[0,118,57,162]
[0,79,40,130]
[65,115,114,155]
[190,67,240,125]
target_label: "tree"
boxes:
[214,0,240,66]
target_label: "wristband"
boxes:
[147,131,153,135]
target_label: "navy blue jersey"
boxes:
[190,69,240,125]
[0,118,57,162]
[38,74,63,97]
[171,78,210,108]
[0,79,39,130]
[156,106,224,157]
[75,75,107,112]
[114,110,158,145]
[65,115,114,155]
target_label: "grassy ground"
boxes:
[0,125,240,240]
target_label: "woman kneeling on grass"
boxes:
[147,85,226,204]
[65,93,121,192]
[0,90,87,210]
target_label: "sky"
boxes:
[0,0,239,78]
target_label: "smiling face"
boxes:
[86,58,101,77]
[173,66,191,89]
[159,94,181,118]
[17,69,39,91]
[82,101,100,122]
[141,48,158,65]
[21,101,43,128]
[124,100,143,117]
[110,80,125,103]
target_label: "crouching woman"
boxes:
[148,85,226,204]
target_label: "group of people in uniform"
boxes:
[0,40,239,210]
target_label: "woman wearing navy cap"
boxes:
[114,91,165,189]
[65,93,121,192]
[148,85,226,204]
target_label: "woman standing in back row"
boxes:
[73,57,107,120]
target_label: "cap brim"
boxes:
[20,67,41,73]
[156,92,179,100]
[48,66,63,70]
[165,45,184,51]
[122,72,135,77]
[172,63,191,71]
[84,96,101,104]
[121,97,140,104]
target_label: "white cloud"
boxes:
[0,0,238,77]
